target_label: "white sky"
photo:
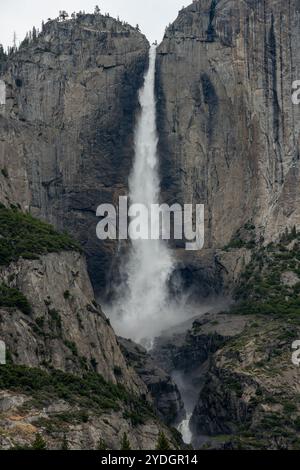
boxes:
[0,0,191,49]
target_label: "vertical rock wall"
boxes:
[157,0,300,254]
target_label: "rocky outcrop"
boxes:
[119,338,184,425]
[152,312,250,419]
[0,251,146,393]
[191,314,300,450]
[0,14,149,295]
[154,310,300,450]
[153,312,249,374]
[0,379,180,450]
[156,0,300,294]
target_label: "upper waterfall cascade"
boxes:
[110,46,175,344]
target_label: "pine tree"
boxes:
[156,431,170,450]
[94,5,101,15]
[120,432,131,450]
[61,433,69,450]
[0,44,7,69]
[59,11,69,21]
[32,433,47,450]
[97,438,108,450]
[12,32,17,50]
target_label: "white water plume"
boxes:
[108,45,175,344]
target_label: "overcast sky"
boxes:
[1,0,191,49]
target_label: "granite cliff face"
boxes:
[0,14,185,449]
[156,0,300,294]
[0,13,149,295]
[0,251,141,390]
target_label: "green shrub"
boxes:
[63,290,71,300]
[114,366,123,376]
[64,340,78,357]
[1,168,8,178]
[120,432,131,450]
[123,410,145,426]
[225,238,245,250]
[10,444,32,450]
[49,309,62,331]
[32,433,47,450]
[156,431,170,450]
[43,410,89,425]
[224,223,256,251]
[0,284,31,314]
[97,439,108,450]
[259,413,283,430]
[283,402,297,414]
[224,376,243,397]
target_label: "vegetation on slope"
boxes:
[0,284,31,314]
[0,364,154,422]
[199,315,300,450]
[0,205,81,266]
[224,222,257,250]
[199,227,300,449]
[232,226,300,318]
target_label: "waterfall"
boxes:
[109,45,174,345]
[177,414,193,445]
[106,44,194,445]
